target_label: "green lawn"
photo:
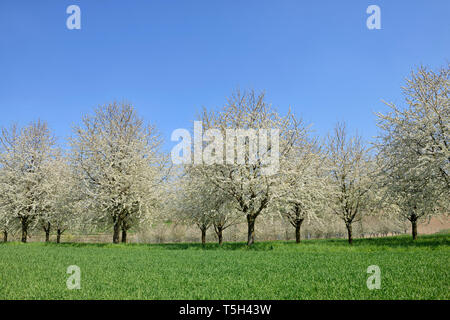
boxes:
[0,234,448,300]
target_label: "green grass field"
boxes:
[0,234,448,300]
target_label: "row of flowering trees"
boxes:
[0,64,448,245]
[0,104,169,244]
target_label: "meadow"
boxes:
[0,234,448,300]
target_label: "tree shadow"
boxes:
[2,233,447,250]
[352,233,449,248]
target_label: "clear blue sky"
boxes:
[0,0,449,149]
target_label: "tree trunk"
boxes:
[113,218,121,244]
[411,219,418,240]
[216,227,223,245]
[21,219,28,243]
[201,228,206,246]
[295,219,304,244]
[56,229,62,243]
[121,228,127,243]
[3,230,7,242]
[42,222,51,242]
[247,215,256,246]
[346,223,353,245]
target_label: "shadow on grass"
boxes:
[351,233,450,248]
[1,233,448,250]
[0,240,274,250]
[149,242,275,251]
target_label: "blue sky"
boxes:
[0,0,449,150]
